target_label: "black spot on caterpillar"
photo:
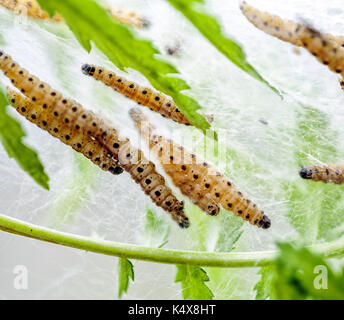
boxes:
[240,1,344,88]
[300,164,344,184]
[7,88,124,176]
[81,64,192,126]
[129,108,271,229]
[0,51,188,228]
[0,0,150,28]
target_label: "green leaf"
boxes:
[254,266,276,300]
[0,87,49,190]
[36,0,210,132]
[272,243,344,300]
[175,265,214,300]
[144,208,170,248]
[118,258,134,299]
[214,215,243,253]
[166,0,279,95]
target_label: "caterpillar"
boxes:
[0,0,150,28]
[299,164,344,184]
[0,0,63,21]
[81,64,192,126]
[240,1,344,88]
[7,88,124,175]
[105,6,150,29]
[129,108,271,229]
[0,50,189,228]
[240,1,344,48]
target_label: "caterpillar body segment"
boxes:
[81,64,192,126]
[6,88,124,175]
[0,0,150,28]
[240,2,344,88]
[300,164,344,184]
[0,51,188,228]
[328,35,344,48]
[129,108,271,229]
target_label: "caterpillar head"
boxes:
[259,215,271,229]
[178,218,190,229]
[340,79,344,90]
[129,108,157,136]
[81,64,95,76]
[239,1,247,11]
[129,108,146,122]
[141,17,151,28]
[299,167,312,179]
[109,165,124,175]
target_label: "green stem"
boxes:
[0,213,343,267]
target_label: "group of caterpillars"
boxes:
[0,51,190,228]
[81,63,269,228]
[129,108,271,229]
[0,50,272,229]
[0,0,276,230]
[2,1,343,230]
[240,1,344,186]
[0,0,150,28]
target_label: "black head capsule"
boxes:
[81,64,95,76]
[179,218,190,229]
[207,204,218,216]
[109,166,124,175]
[141,18,151,28]
[259,215,271,229]
[299,167,312,179]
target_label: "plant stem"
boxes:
[0,213,343,267]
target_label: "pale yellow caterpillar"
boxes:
[105,6,150,29]
[240,1,344,87]
[240,2,344,48]
[129,108,271,229]
[0,51,188,228]
[240,1,302,46]
[0,0,150,28]
[7,88,124,175]
[300,164,344,184]
[0,0,63,21]
[81,64,192,126]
